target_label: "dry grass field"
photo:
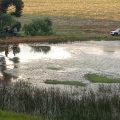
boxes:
[23,0,120,20]
[18,0,120,40]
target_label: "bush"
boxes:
[0,13,15,37]
[23,18,53,36]
[0,13,15,29]
[0,13,22,37]
[12,22,21,32]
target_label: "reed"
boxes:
[0,81,120,120]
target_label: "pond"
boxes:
[0,41,120,87]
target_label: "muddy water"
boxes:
[0,41,120,87]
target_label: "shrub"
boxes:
[0,13,15,37]
[0,13,15,30]
[0,13,23,37]
[12,22,21,32]
[23,18,53,36]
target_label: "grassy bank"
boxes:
[0,81,120,120]
[0,33,120,45]
[85,73,120,83]
[45,80,85,86]
[17,14,120,43]
[0,36,57,45]
[0,110,43,120]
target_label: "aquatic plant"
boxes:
[0,82,120,120]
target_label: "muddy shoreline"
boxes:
[0,35,120,45]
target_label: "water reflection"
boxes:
[30,45,51,54]
[13,45,20,56]
[78,42,120,57]
[102,46,119,54]
[0,41,120,86]
[0,43,71,84]
[4,44,20,57]
[16,44,71,61]
[0,44,71,63]
[0,56,18,85]
[0,44,20,85]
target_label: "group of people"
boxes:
[4,26,18,36]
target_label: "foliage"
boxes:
[0,81,120,120]
[23,18,53,36]
[85,73,120,83]
[0,110,43,120]
[0,0,24,17]
[0,13,15,36]
[0,13,15,28]
[12,22,21,31]
[0,13,22,37]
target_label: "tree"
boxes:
[0,13,15,36]
[0,0,24,37]
[0,0,24,17]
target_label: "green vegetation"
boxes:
[0,13,15,36]
[0,81,120,120]
[0,1,54,38]
[47,66,62,70]
[13,22,22,32]
[0,0,23,38]
[45,80,85,86]
[85,73,120,83]
[0,110,43,120]
[0,0,24,17]
[23,18,53,36]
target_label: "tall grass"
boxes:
[0,82,120,120]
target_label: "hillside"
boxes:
[0,0,118,41]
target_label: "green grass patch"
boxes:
[0,110,43,120]
[47,66,62,70]
[85,74,120,83]
[45,80,85,86]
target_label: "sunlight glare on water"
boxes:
[19,45,71,62]
[0,41,120,85]
[79,46,104,55]
[0,44,71,63]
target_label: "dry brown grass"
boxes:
[18,0,120,37]
[23,0,120,21]
[0,36,57,44]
